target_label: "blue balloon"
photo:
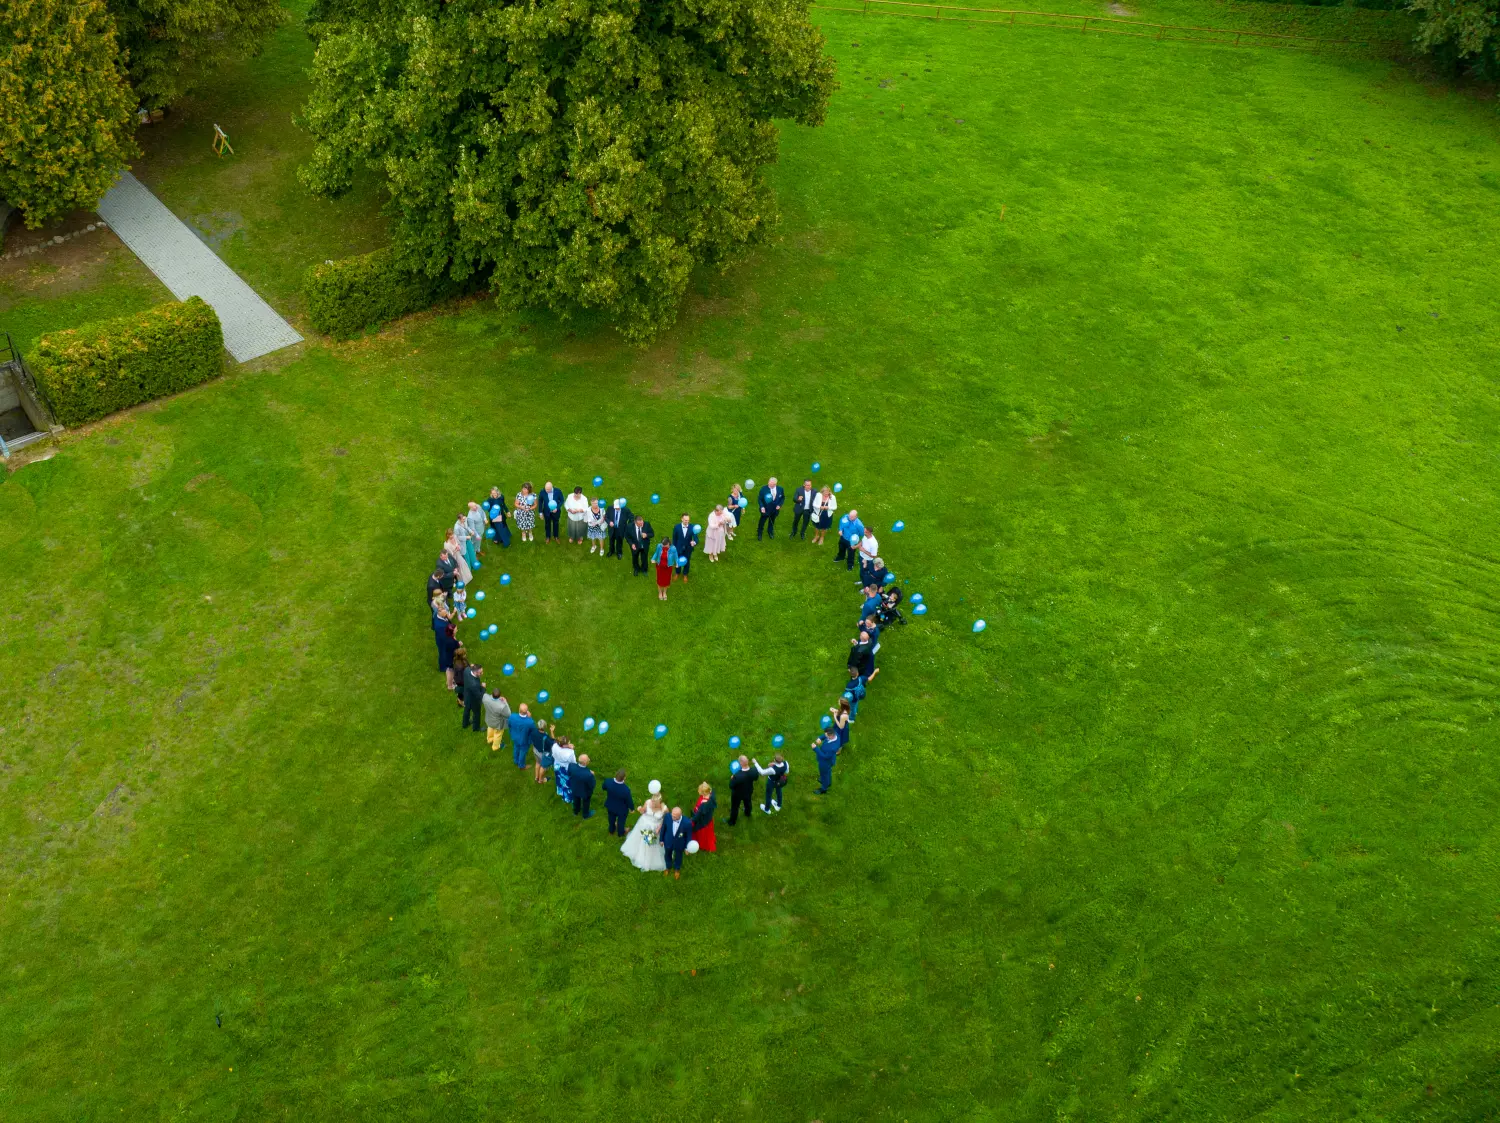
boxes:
[485,527,496,539]
[500,574,511,585]
[821,715,833,729]
[729,735,742,749]
[525,654,538,668]
[973,619,987,633]
[538,690,550,703]
[811,461,821,472]
[745,478,755,488]
[911,593,924,604]
[548,500,558,511]
[730,760,741,773]
[914,603,928,616]
[833,482,843,493]
[472,561,481,569]
[654,723,668,739]
[597,721,609,735]
[772,734,785,748]
[487,624,498,635]
[593,475,604,487]
[892,520,905,532]
[841,691,854,701]
[465,608,476,618]
[883,573,895,584]
[479,630,489,641]
[617,497,627,508]
[692,524,702,535]
[650,493,660,504]
[475,591,485,601]
[502,663,514,674]
[584,717,595,731]
[737,496,748,509]
[849,533,862,545]
[553,706,564,720]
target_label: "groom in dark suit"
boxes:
[540,481,565,543]
[790,478,816,539]
[757,477,785,540]
[671,514,697,580]
[626,515,654,576]
[603,770,633,837]
[606,500,631,559]
[569,754,596,818]
[661,807,695,879]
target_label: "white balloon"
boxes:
[686,840,700,854]
[648,779,661,795]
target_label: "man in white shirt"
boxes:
[858,529,879,584]
[790,478,817,539]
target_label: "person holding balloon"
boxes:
[726,483,746,539]
[690,782,718,851]
[486,487,512,547]
[540,481,565,544]
[671,513,697,579]
[728,754,757,824]
[465,501,488,560]
[828,697,852,749]
[812,727,841,794]
[754,753,789,813]
[565,487,590,546]
[660,807,695,880]
[651,536,678,600]
[836,508,863,571]
[704,504,730,562]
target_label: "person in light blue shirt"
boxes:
[836,508,863,571]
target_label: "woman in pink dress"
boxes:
[704,504,729,562]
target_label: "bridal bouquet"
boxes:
[641,828,659,847]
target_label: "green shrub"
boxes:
[32,296,224,426]
[303,248,456,340]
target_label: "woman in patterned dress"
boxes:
[586,499,608,555]
[514,482,538,542]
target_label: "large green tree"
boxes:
[0,0,138,228]
[108,0,289,109]
[300,0,836,340]
[1409,0,1500,78]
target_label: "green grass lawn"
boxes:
[3,3,1500,1119]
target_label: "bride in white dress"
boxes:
[621,781,667,872]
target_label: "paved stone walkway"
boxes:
[97,172,302,363]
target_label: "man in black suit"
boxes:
[757,477,785,540]
[603,770,633,837]
[569,754,597,818]
[671,514,697,580]
[606,499,631,559]
[626,515,654,576]
[461,663,485,732]
[728,754,757,824]
[540,480,565,543]
[661,807,694,879]
[426,567,446,607]
[790,478,816,539]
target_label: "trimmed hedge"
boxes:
[33,297,224,426]
[303,248,456,340]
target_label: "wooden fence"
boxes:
[811,0,1403,54]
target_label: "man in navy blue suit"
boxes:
[606,499,631,559]
[757,477,785,540]
[671,513,697,579]
[540,480,565,543]
[789,478,817,539]
[603,770,633,837]
[569,754,596,818]
[661,806,695,879]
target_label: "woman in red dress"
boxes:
[691,782,718,852]
[654,540,674,600]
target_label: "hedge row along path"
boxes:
[97,172,303,363]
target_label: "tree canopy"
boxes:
[300,0,836,340]
[0,0,139,228]
[1410,0,1499,78]
[108,0,289,110]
